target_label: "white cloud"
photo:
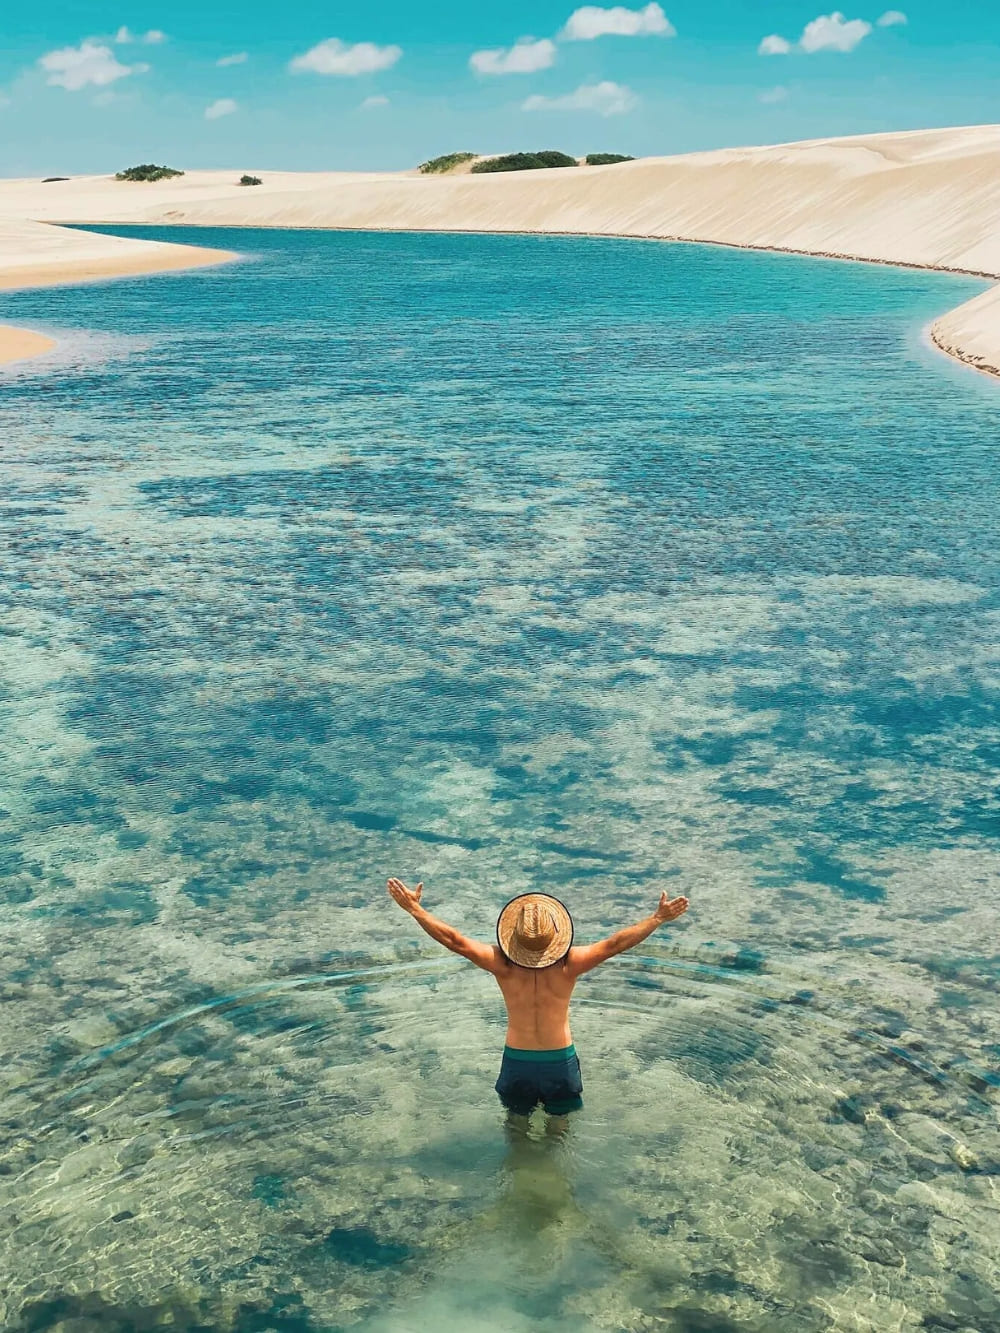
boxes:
[39,40,147,91]
[205,97,238,119]
[560,3,674,40]
[290,38,402,76]
[522,79,636,116]
[469,37,556,75]
[360,94,389,108]
[216,51,248,66]
[876,9,907,25]
[799,12,872,52]
[758,13,873,56]
[758,85,789,103]
[114,26,166,44]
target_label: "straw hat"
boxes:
[497,893,573,968]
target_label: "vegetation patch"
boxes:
[585,153,635,166]
[114,163,185,182]
[239,174,263,186]
[41,176,69,183]
[419,152,476,174]
[471,150,577,174]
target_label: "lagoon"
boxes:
[1,227,998,1331]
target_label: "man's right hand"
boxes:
[655,891,689,923]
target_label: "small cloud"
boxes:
[469,37,556,75]
[799,12,872,53]
[758,34,791,55]
[758,85,789,103]
[205,97,238,119]
[876,9,907,25]
[560,3,674,41]
[290,37,402,76]
[114,25,166,44]
[522,79,636,116]
[360,94,389,108]
[39,40,147,91]
[759,13,872,55]
[216,51,248,66]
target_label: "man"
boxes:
[387,879,689,1119]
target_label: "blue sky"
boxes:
[1,2,996,174]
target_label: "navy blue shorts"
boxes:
[495,1044,583,1115]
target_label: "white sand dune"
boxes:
[2,124,1000,374]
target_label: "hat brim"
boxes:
[496,893,574,968]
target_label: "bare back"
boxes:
[385,877,690,1053]
[491,948,579,1049]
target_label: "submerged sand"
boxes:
[0,323,55,364]
[1,123,1000,373]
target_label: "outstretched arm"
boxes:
[566,891,688,977]
[387,878,499,972]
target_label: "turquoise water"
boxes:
[1,226,998,1331]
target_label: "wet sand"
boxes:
[0,324,56,364]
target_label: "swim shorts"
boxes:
[495,1044,584,1115]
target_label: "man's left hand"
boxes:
[387,877,423,914]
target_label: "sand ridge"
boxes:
[1,124,1000,374]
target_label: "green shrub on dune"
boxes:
[471,150,577,174]
[530,151,578,168]
[585,153,635,166]
[115,164,185,182]
[419,152,477,174]
[239,175,263,186]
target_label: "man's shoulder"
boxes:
[489,945,513,973]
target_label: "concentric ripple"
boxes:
[0,226,998,1332]
[2,946,996,1332]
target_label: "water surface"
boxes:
[0,227,998,1332]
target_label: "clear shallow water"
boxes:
[1,226,999,1332]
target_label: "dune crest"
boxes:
[2,125,999,375]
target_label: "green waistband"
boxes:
[503,1044,576,1062]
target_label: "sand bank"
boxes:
[0,324,56,365]
[1,125,999,375]
[0,217,237,366]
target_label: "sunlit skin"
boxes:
[387,878,689,1050]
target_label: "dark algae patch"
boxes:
[798,849,886,903]
[13,1291,322,1333]
[321,1225,411,1268]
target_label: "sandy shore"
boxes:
[0,218,237,365]
[0,324,56,365]
[2,125,999,375]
